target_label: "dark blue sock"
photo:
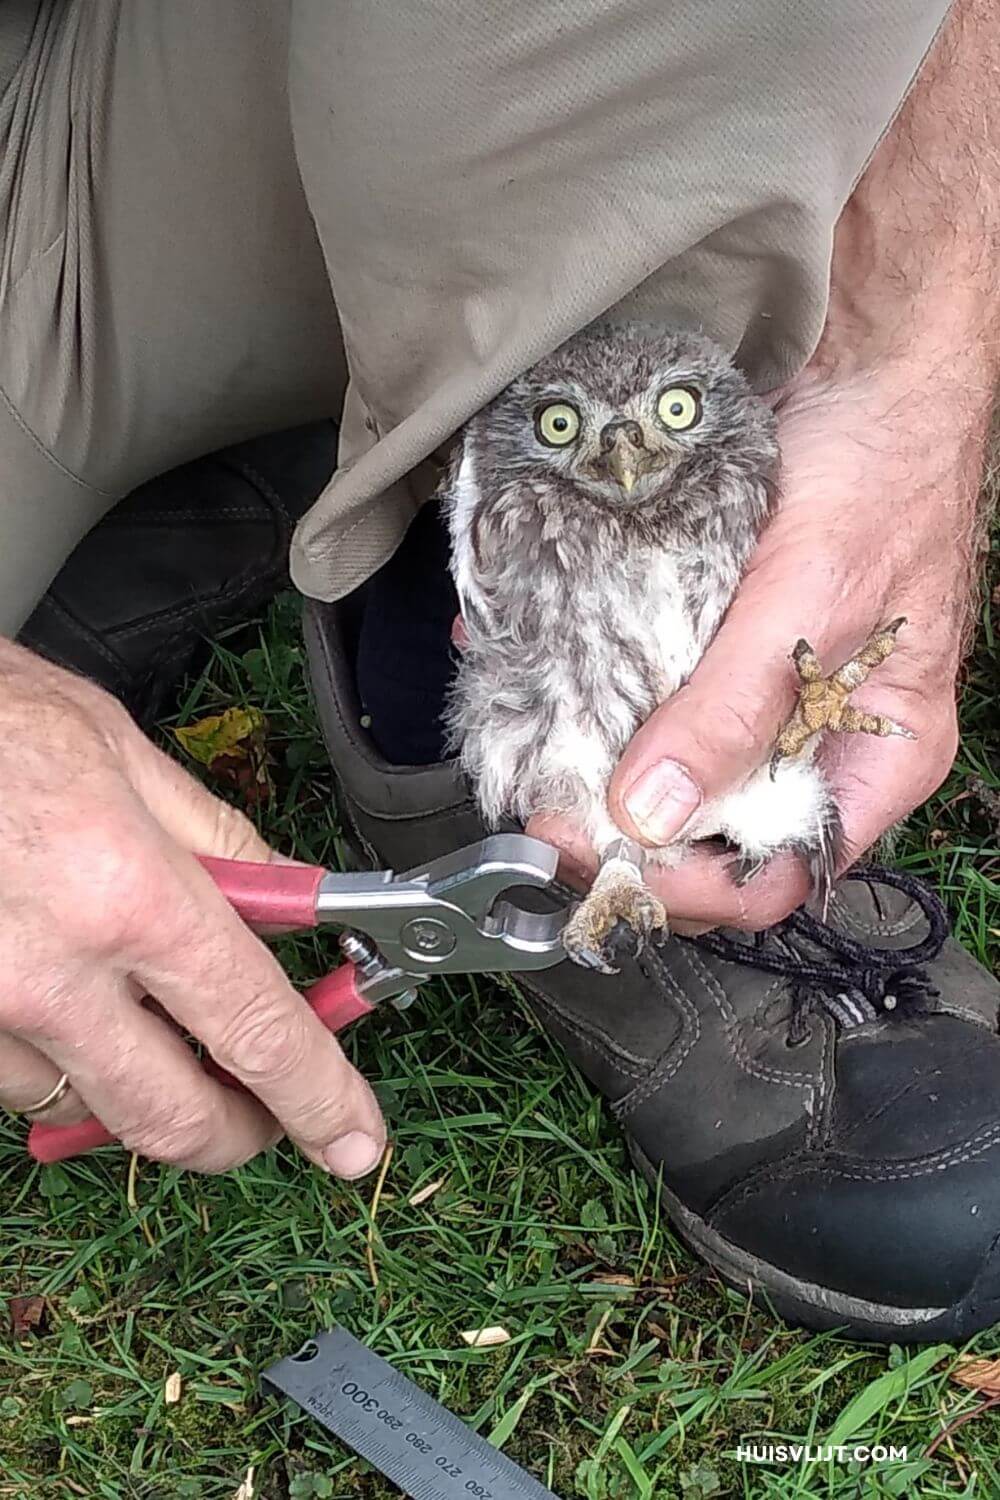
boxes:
[354,500,459,765]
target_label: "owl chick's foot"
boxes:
[562,846,667,975]
[770,617,915,777]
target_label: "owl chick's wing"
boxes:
[440,433,500,639]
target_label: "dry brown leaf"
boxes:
[211,754,272,806]
[408,1178,446,1207]
[8,1295,45,1339]
[590,1273,688,1294]
[460,1326,511,1348]
[164,1372,183,1406]
[927,1391,1000,1458]
[951,1356,1000,1396]
[173,708,271,805]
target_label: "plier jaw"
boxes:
[28,833,567,1163]
[315,833,565,1004]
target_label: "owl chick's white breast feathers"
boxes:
[441,323,910,971]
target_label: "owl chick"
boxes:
[442,323,910,972]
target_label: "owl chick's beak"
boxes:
[600,420,653,496]
[607,444,638,494]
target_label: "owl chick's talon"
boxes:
[790,638,824,682]
[567,942,620,976]
[606,914,664,966]
[562,869,667,974]
[771,619,913,770]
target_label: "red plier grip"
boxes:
[28,857,376,1165]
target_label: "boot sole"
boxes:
[628,1138,1000,1344]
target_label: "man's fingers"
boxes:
[0,1031,90,1125]
[647,847,812,932]
[134,859,386,1178]
[0,648,383,1179]
[34,767,385,1178]
[525,814,594,891]
[19,978,282,1172]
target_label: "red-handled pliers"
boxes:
[28,833,566,1164]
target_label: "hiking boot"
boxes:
[19,422,338,727]
[307,593,1000,1344]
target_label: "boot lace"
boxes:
[688,866,949,1045]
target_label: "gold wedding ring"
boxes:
[17,1073,72,1118]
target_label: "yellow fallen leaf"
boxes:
[460,1326,511,1348]
[164,1372,183,1406]
[234,1467,255,1500]
[173,707,266,768]
[951,1356,1000,1396]
[408,1178,446,1207]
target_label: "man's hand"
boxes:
[609,360,977,931]
[0,640,385,1177]
[532,0,999,932]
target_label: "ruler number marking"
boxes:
[264,1327,558,1500]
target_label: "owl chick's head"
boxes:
[467,322,777,516]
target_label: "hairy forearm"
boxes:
[798,0,999,644]
[825,0,1000,373]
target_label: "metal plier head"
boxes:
[316,833,566,1003]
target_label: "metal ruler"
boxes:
[262,1327,560,1500]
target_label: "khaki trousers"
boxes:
[0,0,950,636]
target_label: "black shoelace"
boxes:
[688,866,950,1045]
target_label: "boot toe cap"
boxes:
[707,1016,1000,1328]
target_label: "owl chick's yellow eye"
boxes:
[657,386,701,432]
[535,403,581,447]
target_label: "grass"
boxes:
[1,538,998,1499]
